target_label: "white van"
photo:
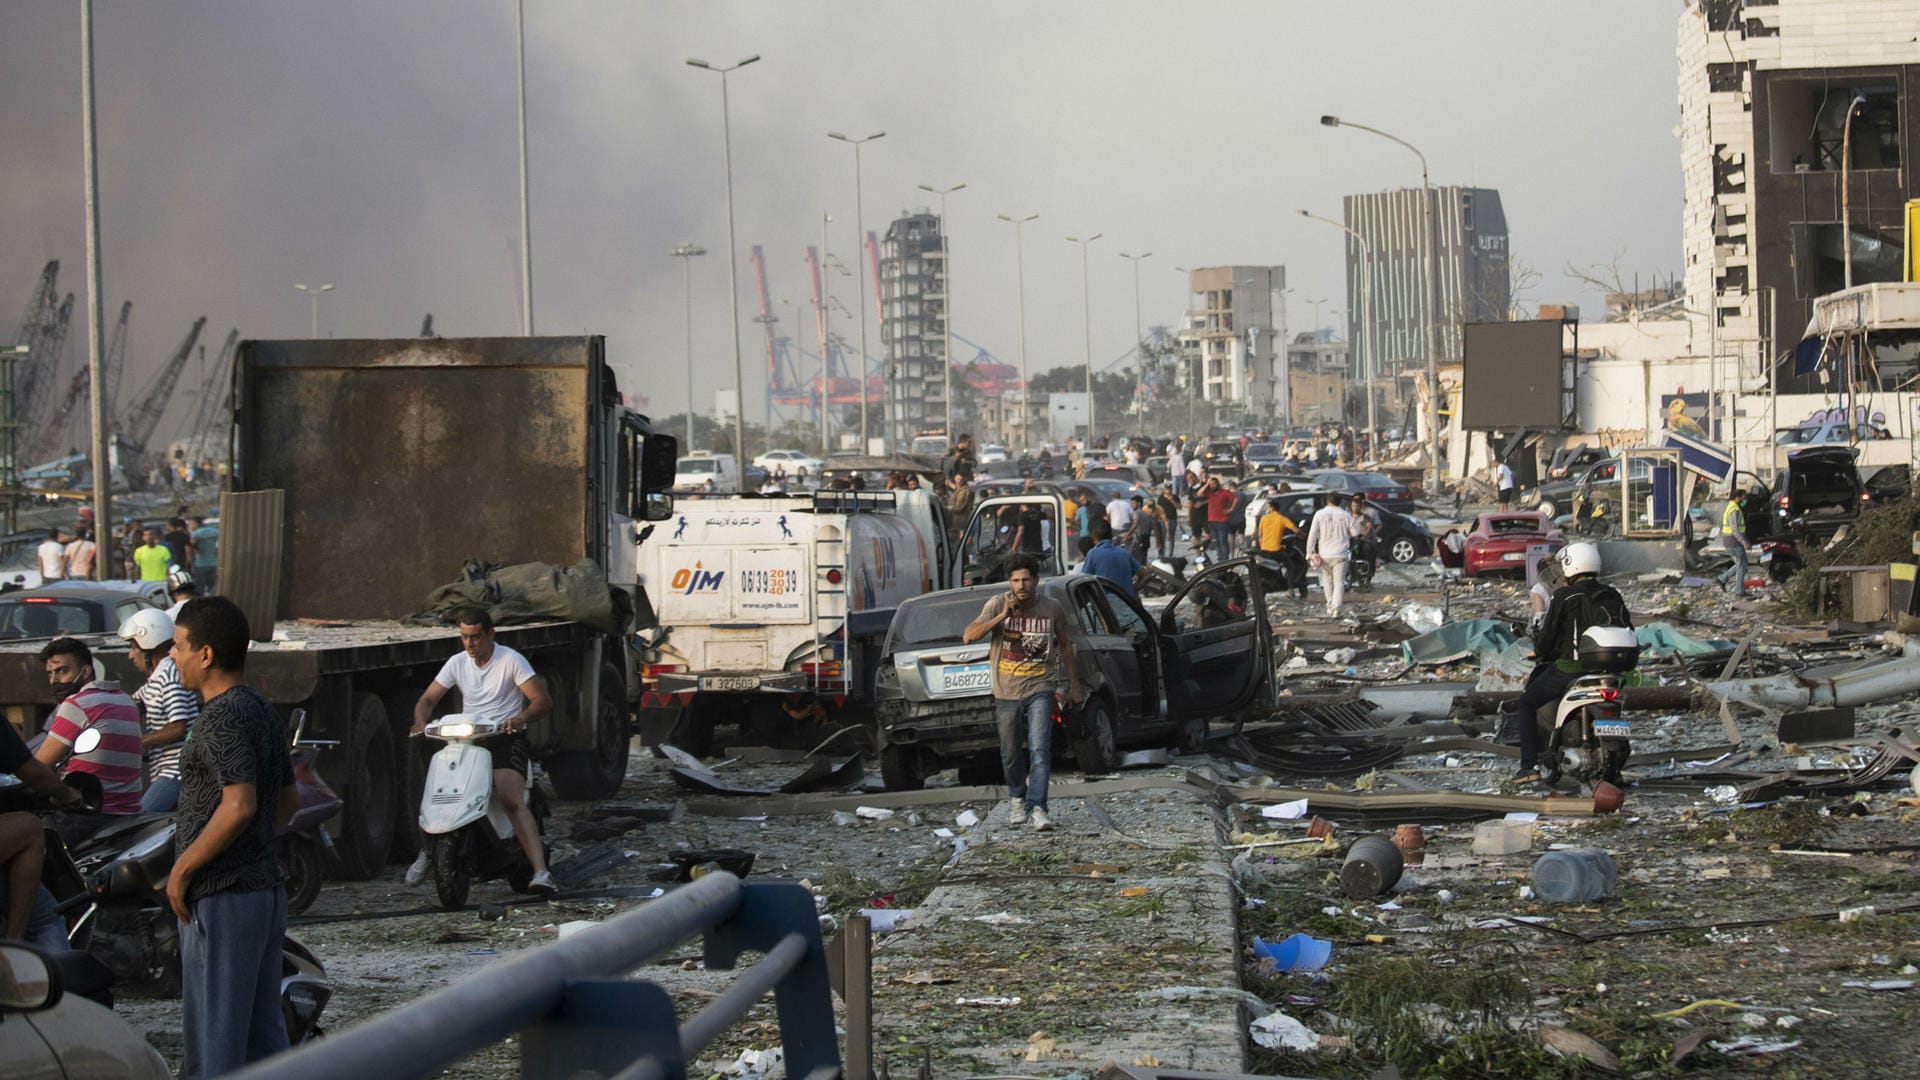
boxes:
[675,453,740,493]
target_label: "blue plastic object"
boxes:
[1252,932,1333,972]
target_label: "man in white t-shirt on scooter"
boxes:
[404,607,557,895]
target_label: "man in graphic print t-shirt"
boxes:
[963,554,1083,833]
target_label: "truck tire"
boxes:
[332,693,397,880]
[386,690,426,865]
[1071,696,1120,775]
[666,698,717,758]
[548,662,631,801]
[879,745,925,791]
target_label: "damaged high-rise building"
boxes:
[1678,0,1920,392]
[878,210,948,448]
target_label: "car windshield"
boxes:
[1244,444,1281,459]
[890,592,993,651]
[678,460,718,474]
[0,600,98,639]
[1486,516,1545,535]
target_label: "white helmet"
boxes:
[119,608,175,651]
[1555,542,1602,580]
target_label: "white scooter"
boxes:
[416,713,550,910]
[1538,625,1640,790]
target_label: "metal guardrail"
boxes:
[235,872,842,1080]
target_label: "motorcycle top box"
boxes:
[1576,625,1639,674]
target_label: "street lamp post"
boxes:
[1299,208,1376,451]
[997,213,1038,449]
[1067,233,1102,446]
[1118,251,1151,426]
[688,54,760,464]
[828,130,884,452]
[919,181,966,445]
[81,0,112,562]
[293,282,334,337]
[1840,94,1868,290]
[1321,114,1441,497]
[670,243,706,448]
[515,0,534,334]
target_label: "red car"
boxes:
[1462,512,1564,577]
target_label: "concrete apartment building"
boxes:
[877,210,948,447]
[1177,265,1287,421]
[1677,0,1919,396]
[1341,186,1511,373]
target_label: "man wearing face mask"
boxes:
[34,637,144,844]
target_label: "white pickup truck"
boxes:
[636,487,1066,752]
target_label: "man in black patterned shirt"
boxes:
[167,596,296,1078]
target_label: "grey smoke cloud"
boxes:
[0,0,1678,446]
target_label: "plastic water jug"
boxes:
[1531,848,1617,903]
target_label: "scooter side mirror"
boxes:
[71,727,102,756]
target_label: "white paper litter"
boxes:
[855,806,895,820]
[1249,1010,1320,1051]
[955,996,1022,1006]
[933,827,955,838]
[1261,798,1310,820]
[967,912,1033,926]
[956,809,981,828]
[859,908,914,932]
[1841,979,1915,991]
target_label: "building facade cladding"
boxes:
[1341,187,1510,376]
[879,210,948,447]
[1676,0,1920,392]
[1183,265,1286,413]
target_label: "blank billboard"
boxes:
[1460,320,1566,430]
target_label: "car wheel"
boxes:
[1071,696,1119,774]
[879,744,925,791]
[1389,537,1420,564]
[1537,499,1556,518]
[796,467,808,478]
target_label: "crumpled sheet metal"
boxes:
[1706,639,1920,710]
[1400,619,1521,666]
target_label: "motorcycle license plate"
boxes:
[937,663,990,694]
[1592,719,1630,738]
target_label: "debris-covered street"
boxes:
[95,543,1919,1079]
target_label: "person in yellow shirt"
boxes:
[133,528,173,582]
[1257,501,1298,555]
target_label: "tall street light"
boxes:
[919,181,965,444]
[1299,208,1376,448]
[997,213,1038,449]
[670,243,706,448]
[828,130,884,451]
[688,53,760,463]
[515,0,534,333]
[1118,251,1151,426]
[1321,113,1441,497]
[294,282,334,337]
[1067,233,1102,446]
[81,0,110,564]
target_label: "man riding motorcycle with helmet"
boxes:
[1504,542,1633,783]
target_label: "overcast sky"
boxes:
[1,0,1682,447]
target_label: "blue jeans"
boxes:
[142,776,181,813]
[0,881,68,952]
[1209,521,1232,563]
[1717,539,1748,596]
[994,691,1054,810]
[181,885,290,1079]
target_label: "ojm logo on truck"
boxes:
[671,562,725,594]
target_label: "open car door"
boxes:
[1157,556,1275,725]
[952,494,1066,585]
